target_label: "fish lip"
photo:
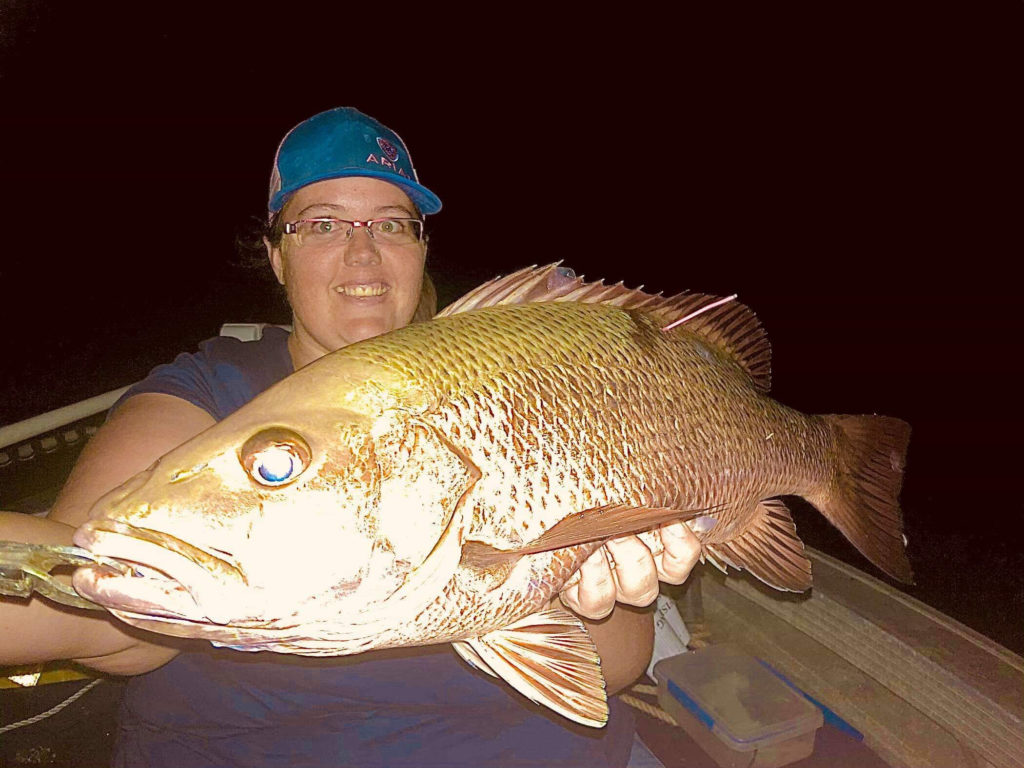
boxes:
[73,519,247,624]
[74,519,244,580]
[72,564,203,622]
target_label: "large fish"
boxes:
[72,264,912,727]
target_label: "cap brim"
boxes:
[269,170,442,216]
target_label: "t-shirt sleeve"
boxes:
[113,330,292,422]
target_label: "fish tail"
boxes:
[810,415,914,583]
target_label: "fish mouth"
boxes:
[72,519,248,625]
[336,281,389,298]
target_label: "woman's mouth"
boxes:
[337,282,389,298]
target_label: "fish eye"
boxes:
[250,446,302,485]
[240,428,311,487]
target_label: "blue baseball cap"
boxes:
[268,107,442,216]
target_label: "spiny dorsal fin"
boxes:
[704,499,813,592]
[454,606,608,727]
[435,263,585,316]
[436,263,772,393]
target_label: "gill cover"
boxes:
[375,418,481,572]
[333,367,482,581]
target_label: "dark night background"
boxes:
[0,4,1020,656]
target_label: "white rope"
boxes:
[0,678,103,734]
[621,692,678,726]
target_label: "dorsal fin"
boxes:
[435,263,585,316]
[437,263,772,393]
[658,291,772,393]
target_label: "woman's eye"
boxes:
[312,220,334,235]
[377,219,398,234]
[249,445,303,486]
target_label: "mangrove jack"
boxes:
[72,264,912,726]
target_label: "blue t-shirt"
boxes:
[112,327,635,768]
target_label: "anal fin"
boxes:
[705,499,813,592]
[453,606,608,727]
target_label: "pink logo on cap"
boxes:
[377,137,400,163]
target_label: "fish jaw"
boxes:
[72,496,391,632]
[71,515,394,640]
[73,519,253,625]
[69,513,476,657]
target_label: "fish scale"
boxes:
[352,301,813,545]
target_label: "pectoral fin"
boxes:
[453,606,608,727]
[462,504,709,570]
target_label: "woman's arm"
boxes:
[0,393,216,674]
[582,602,654,695]
[47,394,216,528]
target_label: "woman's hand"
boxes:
[559,521,701,620]
[0,393,217,674]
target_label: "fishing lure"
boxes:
[0,540,127,610]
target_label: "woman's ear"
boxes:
[264,236,286,286]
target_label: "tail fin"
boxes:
[810,415,914,583]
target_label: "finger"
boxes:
[654,520,702,583]
[605,536,659,607]
[559,547,616,620]
[558,569,582,614]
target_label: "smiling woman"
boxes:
[0,106,701,768]
[267,177,430,366]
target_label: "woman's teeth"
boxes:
[338,284,388,297]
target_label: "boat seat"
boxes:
[218,323,292,342]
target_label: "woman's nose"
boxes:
[343,228,382,266]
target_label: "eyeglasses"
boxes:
[282,217,424,248]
